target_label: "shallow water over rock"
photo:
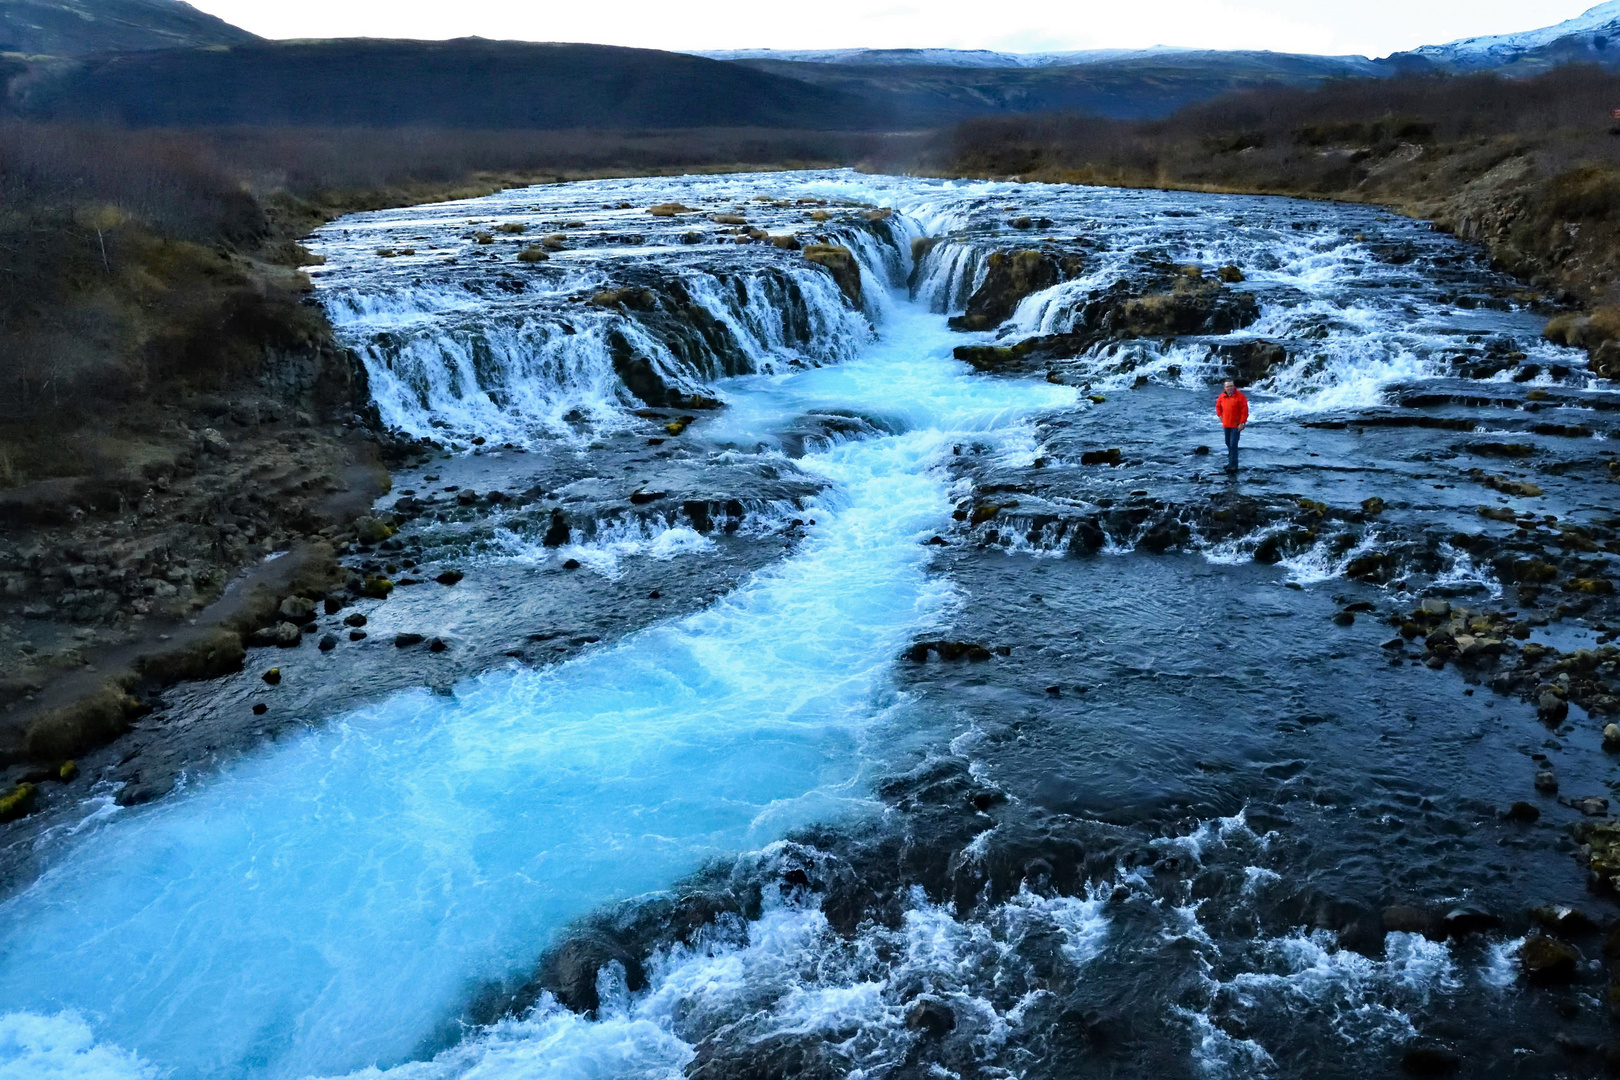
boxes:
[1,170,1617,1079]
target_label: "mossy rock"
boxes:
[0,783,37,823]
[647,203,692,217]
[495,222,527,234]
[802,244,862,307]
[516,247,549,263]
[135,628,245,683]
[362,576,395,599]
[22,681,147,761]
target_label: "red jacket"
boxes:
[1216,389,1249,428]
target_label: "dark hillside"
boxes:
[0,0,256,56]
[11,38,877,128]
[739,50,1380,123]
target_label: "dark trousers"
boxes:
[1224,426,1241,471]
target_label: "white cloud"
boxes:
[191,0,1595,59]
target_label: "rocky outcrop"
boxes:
[802,244,862,307]
[948,249,1082,331]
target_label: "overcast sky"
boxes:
[187,1,1596,58]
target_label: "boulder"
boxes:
[435,570,464,586]
[1520,935,1579,984]
[273,622,302,647]
[802,245,862,307]
[318,634,337,652]
[279,596,317,623]
[395,633,425,648]
[1216,340,1288,384]
[534,935,646,1015]
[949,250,1067,331]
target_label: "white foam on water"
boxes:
[0,1011,160,1080]
[0,282,1070,1080]
[315,880,1109,1080]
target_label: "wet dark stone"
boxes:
[531,934,647,1016]
[563,559,582,570]
[904,995,956,1038]
[542,509,571,547]
[428,637,448,652]
[350,630,367,641]
[394,633,425,648]
[251,703,267,715]
[1507,801,1541,823]
[1383,905,1440,937]
[1441,906,1502,938]
[435,570,464,586]
[318,634,337,652]
[1521,935,1580,984]
[344,613,367,628]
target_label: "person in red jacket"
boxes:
[1216,379,1249,474]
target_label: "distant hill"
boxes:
[10,38,876,128]
[730,51,1382,124]
[0,0,256,55]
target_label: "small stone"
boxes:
[435,570,465,586]
[1572,796,1609,817]
[262,668,281,685]
[1381,637,1405,650]
[1538,691,1570,724]
[1045,685,1061,695]
[344,613,368,627]
[1507,801,1541,822]
[1604,723,1620,750]
[251,702,268,715]
[274,622,302,647]
[1332,610,1355,626]
[349,629,368,641]
[324,596,345,615]
[563,559,581,570]
[1520,935,1579,984]
[318,633,337,652]
[428,637,448,652]
[1535,769,1558,794]
[57,760,78,782]
[395,633,425,648]
[1193,445,1210,456]
[199,428,231,456]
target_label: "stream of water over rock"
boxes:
[2,171,1618,1079]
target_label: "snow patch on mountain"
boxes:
[1402,1,1620,67]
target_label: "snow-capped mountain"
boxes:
[692,47,1185,68]
[1393,1,1620,69]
